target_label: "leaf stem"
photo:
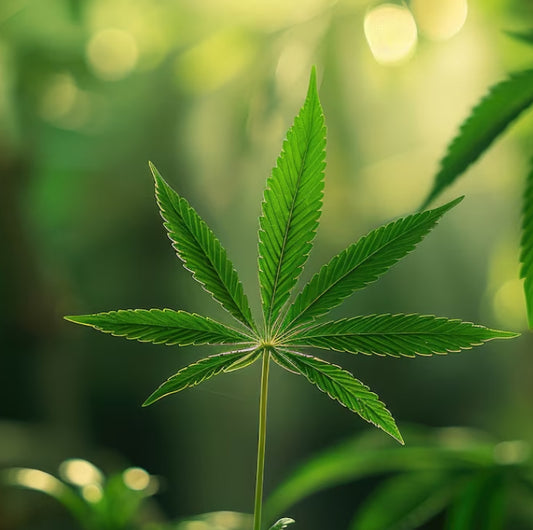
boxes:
[253,348,271,530]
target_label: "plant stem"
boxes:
[253,348,271,530]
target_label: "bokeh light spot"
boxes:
[10,469,63,495]
[175,30,255,92]
[86,28,139,81]
[123,467,150,491]
[59,459,103,487]
[81,483,104,503]
[411,0,468,41]
[492,279,527,329]
[364,4,418,65]
[494,440,530,465]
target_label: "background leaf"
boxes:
[272,349,403,444]
[445,472,506,530]
[350,471,453,530]
[264,428,500,523]
[143,350,260,406]
[520,160,533,327]
[505,29,533,47]
[285,313,517,357]
[151,163,255,330]
[258,67,326,328]
[65,309,253,346]
[421,69,533,208]
[281,198,462,331]
[268,518,296,530]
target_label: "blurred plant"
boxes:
[421,31,533,328]
[1,458,158,530]
[265,426,533,530]
[65,68,516,529]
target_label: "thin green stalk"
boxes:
[253,348,271,530]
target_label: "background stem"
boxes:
[253,349,271,530]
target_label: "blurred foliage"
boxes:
[266,426,533,529]
[2,0,533,529]
[1,458,160,529]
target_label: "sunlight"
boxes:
[411,0,468,41]
[81,483,104,503]
[492,279,527,329]
[123,467,150,491]
[10,469,63,495]
[175,29,255,92]
[86,28,139,81]
[59,459,103,487]
[364,4,417,65]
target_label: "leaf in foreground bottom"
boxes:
[272,349,403,444]
[143,350,261,406]
[269,518,296,530]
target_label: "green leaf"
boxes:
[150,163,255,330]
[505,29,533,47]
[285,314,517,357]
[520,160,533,328]
[281,198,462,331]
[272,349,403,444]
[445,473,505,530]
[350,472,453,530]
[65,309,254,346]
[143,350,260,406]
[421,69,533,208]
[258,67,326,328]
[269,518,296,530]
[264,427,495,523]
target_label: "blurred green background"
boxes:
[1,0,533,528]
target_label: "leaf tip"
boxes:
[141,395,157,407]
[148,161,162,183]
[64,314,90,326]
[307,65,318,97]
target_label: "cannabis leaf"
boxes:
[421,68,533,327]
[521,163,533,327]
[66,67,517,530]
[421,69,533,209]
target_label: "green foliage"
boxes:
[152,162,255,331]
[265,428,533,530]
[1,460,157,530]
[421,66,533,327]
[67,68,517,528]
[65,310,254,346]
[281,197,463,331]
[284,314,514,357]
[268,518,295,530]
[421,69,533,209]
[258,67,326,329]
[520,163,533,327]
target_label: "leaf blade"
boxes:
[285,313,517,356]
[272,349,403,444]
[520,160,533,327]
[258,67,326,328]
[143,349,261,406]
[150,163,255,330]
[65,309,254,346]
[422,69,533,208]
[282,198,462,331]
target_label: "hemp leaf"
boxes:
[66,67,517,529]
[66,67,515,444]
